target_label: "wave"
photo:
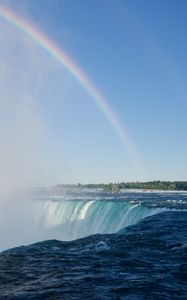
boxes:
[35,199,165,240]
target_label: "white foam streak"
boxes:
[78,201,95,220]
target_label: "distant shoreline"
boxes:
[55,181,187,192]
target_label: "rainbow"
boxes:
[0,4,140,169]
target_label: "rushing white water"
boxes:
[35,199,164,241]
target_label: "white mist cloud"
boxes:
[0,22,46,193]
[0,11,78,193]
[0,19,66,250]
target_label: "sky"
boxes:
[0,0,187,185]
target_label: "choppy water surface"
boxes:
[0,189,187,299]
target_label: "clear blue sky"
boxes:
[0,0,187,184]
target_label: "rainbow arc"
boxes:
[0,4,141,171]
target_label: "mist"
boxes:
[0,20,58,250]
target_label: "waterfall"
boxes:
[35,199,163,240]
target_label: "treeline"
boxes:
[116,181,187,191]
[56,181,187,191]
[77,181,187,191]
